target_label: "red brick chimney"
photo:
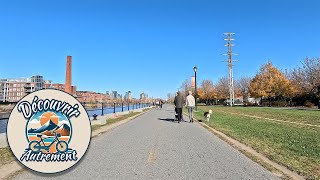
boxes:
[65,55,72,94]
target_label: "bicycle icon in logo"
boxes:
[29,132,68,153]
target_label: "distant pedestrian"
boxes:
[156,98,162,109]
[174,91,184,123]
[186,91,195,123]
[160,99,163,109]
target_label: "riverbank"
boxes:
[0,105,14,113]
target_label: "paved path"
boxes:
[0,119,7,134]
[0,119,8,148]
[13,104,278,179]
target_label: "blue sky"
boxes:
[0,0,319,99]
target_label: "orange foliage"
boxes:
[249,62,296,99]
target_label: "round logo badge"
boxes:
[7,89,91,173]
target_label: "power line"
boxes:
[223,32,237,107]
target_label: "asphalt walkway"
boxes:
[14,104,278,179]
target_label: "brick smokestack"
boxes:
[65,55,72,94]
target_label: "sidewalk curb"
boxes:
[91,108,153,138]
[0,107,153,179]
[184,112,305,180]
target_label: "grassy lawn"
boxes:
[0,147,14,166]
[91,112,141,131]
[212,106,320,126]
[187,106,320,180]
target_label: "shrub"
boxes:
[243,102,258,107]
[272,101,287,107]
[304,100,314,108]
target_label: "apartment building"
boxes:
[0,75,76,102]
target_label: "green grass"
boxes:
[91,112,141,131]
[187,106,320,180]
[211,106,320,126]
[0,147,14,166]
[106,112,140,125]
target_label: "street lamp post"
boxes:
[100,95,104,116]
[122,102,124,112]
[101,102,104,116]
[193,66,197,111]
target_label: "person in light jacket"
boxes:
[186,91,195,123]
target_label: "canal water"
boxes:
[86,104,148,117]
[0,104,149,134]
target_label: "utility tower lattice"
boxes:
[223,32,237,107]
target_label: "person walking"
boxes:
[155,99,160,109]
[186,91,196,123]
[160,99,163,109]
[174,91,184,123]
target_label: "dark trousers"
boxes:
[176,108,182,122]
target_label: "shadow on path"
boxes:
[158,118,175,122]
[158,118,185,123]
[158,118,191,123]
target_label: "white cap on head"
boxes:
[189,91,192,95]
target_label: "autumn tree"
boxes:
[198,79,216,104]
[249,62,292,106]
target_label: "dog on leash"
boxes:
[204,109,212,122]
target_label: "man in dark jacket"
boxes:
[174,91,184,123]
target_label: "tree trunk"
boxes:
[268,97,271,107]
[318,85,320,109]
[260,96,263,106]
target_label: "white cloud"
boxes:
[29,119,39,124]
[50,115,60,118]
[59,120,70,124]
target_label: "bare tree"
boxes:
[180,79,191,97]
[216,76,229,100]
[167,93,175,103]
[302,57,320,94]
[289,57,320,95]
[235,77,252,102]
